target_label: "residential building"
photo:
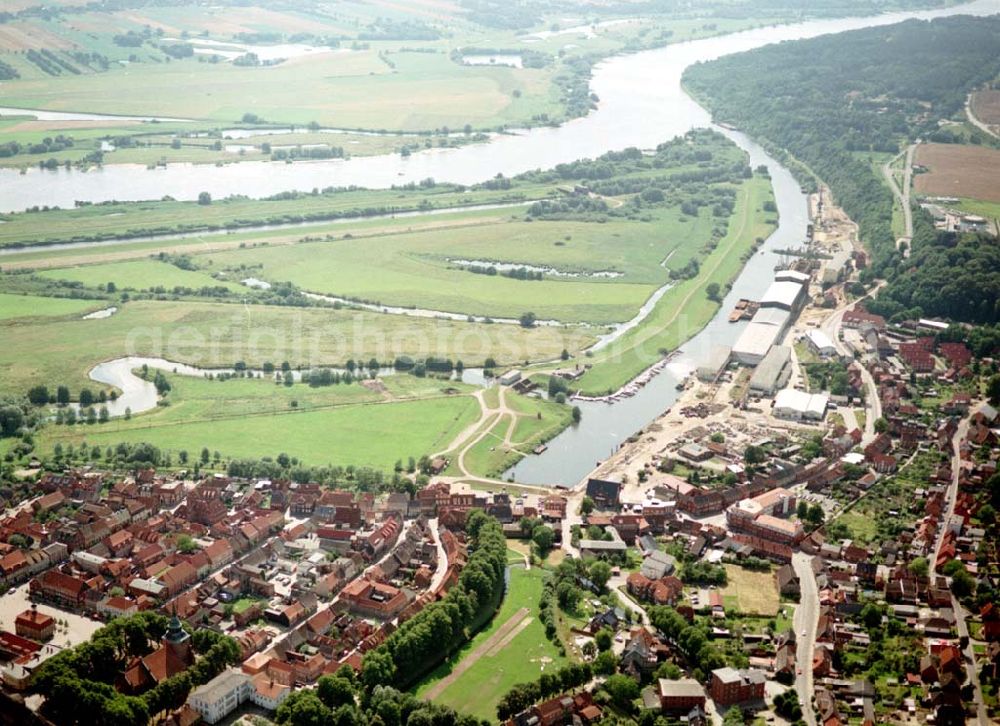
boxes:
[658,678,706,713]
[709,667,766,705]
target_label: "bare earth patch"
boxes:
[971,90,1000,126]
[914,143,1000,203]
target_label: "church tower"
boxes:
[163,613,192,664]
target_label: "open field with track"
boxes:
[414,567,565,721]
[914,143,1000,203]
[0,299,595,394]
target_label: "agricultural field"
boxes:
[914,143,1000,204]
[195,211,696,324]
[971,89,1000,126]
[0,291,102,320]
[414,566,565,721]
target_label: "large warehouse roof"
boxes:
[774,388,828,418]
[751,306,792,327]
[733,321,786,363]
[750,345,791,392]
[775,269,811,285]
[760,280,806,310]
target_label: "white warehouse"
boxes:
[773,389,829,421]
[732,307,792,365]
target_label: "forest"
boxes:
[683,15,1000,322]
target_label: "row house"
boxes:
[361,515,401,560]
[29,569,90,609]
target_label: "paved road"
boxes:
[952,595,989,725]
[792,552,819,726]
[607,575,649,626]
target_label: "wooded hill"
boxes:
[683,15,1000,323]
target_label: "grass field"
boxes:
[954,198,1000,226]
[38,258,245,292]
[454,392,572,478]
[0,183,557,249]
[39,382,481,471]
[414,567,566,721]
[0,48,559,131]
[0,298,595,393]
[570,174,776,394]
[719,564,780,616]
[0,292,102,320]
[914,143,1000,203]
[196,209,707,323]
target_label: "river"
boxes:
[9,0,999,485]
[1,1,996,213]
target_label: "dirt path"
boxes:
[881,145,914,254]
[421,606,530,701]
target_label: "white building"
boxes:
[760,280,807,312]
[804,329,837,358]
[821,249,852,285]
[749,345,792,395]
[188,668,252,724]
[773,389,828,421]
[498,369,522,386]
[252,672,291,711]
[732,308,792,365]
[696,345,732,382]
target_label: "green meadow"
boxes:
[0,298,595,394]
[40,384,481,471]
[0,292,102,320]
[413,567,566,721]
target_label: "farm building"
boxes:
[749,345,792,395]
[696,346,732,382]
[773,389,828,421]
[804,329,837,357]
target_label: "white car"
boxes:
[800,629,807,637]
